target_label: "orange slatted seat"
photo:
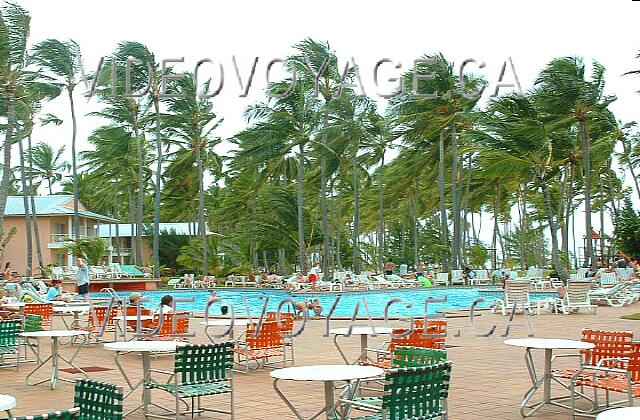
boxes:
[24,303,53,328]
[234,321,285,372]
[125,306,153,329]
[553,329,633,381]
[142,312,190,341]
[574,343,640,407]
[266,311,296,364]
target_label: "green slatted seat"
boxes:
[342,361,452,420]
[23,315,43,332]
[0,319,20,368]
[146,342,234,419]
[9,379,122,420]
[391,346,448,368]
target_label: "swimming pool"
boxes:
[94,288,557,318]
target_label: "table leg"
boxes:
[359,336,368,364]
[323,380,336,420]
[142,352,151,416]
[332,335,350,364]
[50,337,59,389]
[543,348,552,404]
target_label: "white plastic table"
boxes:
[19,330,89,389]
[53,305,90,330]
[596,406,640,419]
[271,365,383,420]
[505,338,595,417]
[329,327,393,364]
[0,394,16,417]
[104,340,187,417]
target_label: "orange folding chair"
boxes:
[266,311,296,364]
[141,312,190,341]
[81,306,118,342]
[234,320,286,373]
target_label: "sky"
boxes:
[11,0,640,260]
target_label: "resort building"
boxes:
[1,195,118,274]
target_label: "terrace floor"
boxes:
[3,302,640,419]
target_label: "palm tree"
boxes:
[164,73,222,275]
[0,2,30,236]
[31,38,83,238]
[535,57,616,268]
[27,142,69,194]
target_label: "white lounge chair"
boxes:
[167,278,183,288]
[559,281,597,314]
[493,280,535,315]
[599,271,619,287]
[451,270,464,285]
[470,269,489,285]
[589,281,637,307]
[433,273,449,286]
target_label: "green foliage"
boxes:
[176,237,221,275]
[466,242,489,267]
[614,198,640,258]
[144,228,190,269]
[62,237,108,265]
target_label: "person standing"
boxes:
[76,257,90,302]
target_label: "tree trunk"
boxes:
[519,185,527,270]
[580,121,594,268]
[450,125,459,269]
[195,131,208,276]
[133,114,144,266]
[336,193,342,271]
[412,186,419,269]
[0,88,17,235]
[296,143,306,273]
[320,107,330,280]
[352,146,361,275]
[18,134,33,277]
[438,131,449,271]
[564,164,574,267]
[27,134,44,275]
[278,248,285,275]
[540,173,567,280]
[377,150,385,272]
[69,88,80,239]
[152,99,162,278]
[620,136,640,201]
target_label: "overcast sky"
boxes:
[13,0,640,258]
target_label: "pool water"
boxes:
[94,288,557,318]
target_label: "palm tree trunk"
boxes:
[519,185,527,270]
[564,164,574,267]
[580,121,594,268]
[606,163,618,219]
[438,131,449,271]
[18,134,33,277]
[377,151,385,273]
[27,134,44,275]
[133,117,144,266]
[296,143,306,273]
[152,99,162,277]
[320,107,330,279]
[127,185,136,265]
[539,173,567,280]
[278,248,286,275]
[69,88,80,239]
[620,136,640,201]
[336,192,342,271]
[195,133,208,276]
[450,125,459,269]
[412,187,418,268]
[352,147,361,275]
[0,88,17,235]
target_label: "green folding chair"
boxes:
[146,342,234,419]
[342,361,452,420]
[9,379,123,420]
[0,319,20,368]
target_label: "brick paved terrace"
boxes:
[3,303,640,419]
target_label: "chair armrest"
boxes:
[149,368,175,376]
[595,357,629,368]
[572,364,629,379]
[339,399,381,413]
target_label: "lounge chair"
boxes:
[0,319,20,368]
[167,278,184,288]
[492,280,535,315]
[598,271,618,287]
[588,281,637,307]
[434,273,449,287]
[559,281,597,314]
[470,269,489,285]
[450,270,464,285]
[50,266,65,280]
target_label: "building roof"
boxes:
[97,222,219,237]
[4,195,119,223]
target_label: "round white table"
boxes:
[329,327,393,364]
[104,340,187,417]
[505,338,595,417]
[19,330,89,389]
[271,365,384,420]
[0,394,16,417]
[596,406,640,419]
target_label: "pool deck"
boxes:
[4,301,640,419]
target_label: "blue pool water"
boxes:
[94,288,557,318]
